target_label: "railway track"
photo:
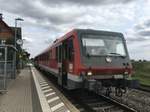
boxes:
[38,69,137,112]
[138,84,150,92]
[68,89,137,112]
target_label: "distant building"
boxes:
[0,14,22,79]
[0,18,22,45]
[0,14,13,43]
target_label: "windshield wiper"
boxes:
[86,52,91,58]
[108,53,126,58]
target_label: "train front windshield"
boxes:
[82,34,126,56]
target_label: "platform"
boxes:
[0,65,79,112]
[31,67,79,112]
[0,67,32,112]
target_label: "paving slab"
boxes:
[0,67,32,112]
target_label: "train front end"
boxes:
[77,30,132,96]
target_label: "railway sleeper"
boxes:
[88,102,109,107]
[93,105,114,110]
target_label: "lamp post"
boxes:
[14,18,24,78]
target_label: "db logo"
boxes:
[106,57,112,63]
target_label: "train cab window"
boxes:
[82,35,126,56]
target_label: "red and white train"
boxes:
[34,29,132,96]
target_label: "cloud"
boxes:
[138,30,150,37]
[0,0,86,27]
[127,17,150,43]
[140,43,150,48]
[134,24,145,30]
[0,0,135,25]
[44,38,54,44]
[0,0,137,36]
[23,37,33,43]
[134,18,150,30]
[127,36,149,42]
[0,0,150,60]
[41,0,134,6]
[0,0,47,21]
[144,20,150,27]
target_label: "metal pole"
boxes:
[14,19,17,78]
[4,46,7,90]
[14,18,24,78]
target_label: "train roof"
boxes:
[35,29,124,58]
[52,29,124,45]
[75,29,124,37]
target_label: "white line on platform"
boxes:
[45,92,56,97]
[51,102,64,112]
[43,89,53,93]
[47,96,59,104]
[40,83,49,87]
[31,67,52,112]
[39,79,46,82]
[39,82,47,85]
[66,110,70,112]
[41,86,51,90]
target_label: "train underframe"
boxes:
[60,72,131,97]
[84,78,128,97]
[83,75,139,97]
[62,72,136,97]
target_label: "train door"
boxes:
[58,42,67,87]
[57,44,63,86]
[58,37,74,88]
[62,41,68,87]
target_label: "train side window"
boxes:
[56,47,58,61]
[58,45,62,62]
[67,38,74,61]
[49,50,52,59]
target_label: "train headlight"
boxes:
[124,71,128,75]
[87,71,92,76]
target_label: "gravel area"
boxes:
[110,89,150,112]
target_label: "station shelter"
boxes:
[0,14,22,91]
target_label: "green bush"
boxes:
[132,61,150,86]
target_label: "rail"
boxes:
[138,84,150,92]
[68,89,137,112]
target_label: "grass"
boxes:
[132,61,150,86]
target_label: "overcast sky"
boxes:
[0,0,150,60]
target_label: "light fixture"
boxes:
[87,71,92,76]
